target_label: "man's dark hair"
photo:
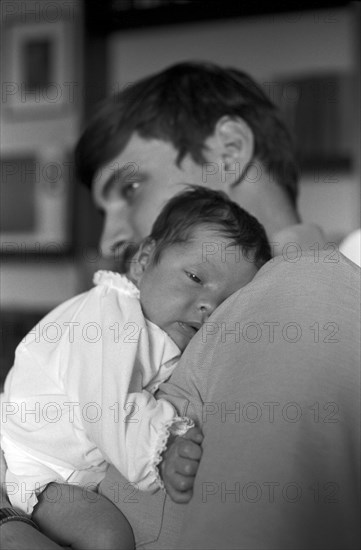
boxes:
[147,185,271,269]
[75,61,298,205]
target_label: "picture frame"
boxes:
[0,146,73,254]
[2,17,73,118]
[271,73,354,172]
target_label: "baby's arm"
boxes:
[159,426,203,503]
[65,286,194,492]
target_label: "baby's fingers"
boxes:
[167,471,196,493]
[166,485,193,504]
[183,427,203,444]
[174,456,199,477]
[177,438,202,461]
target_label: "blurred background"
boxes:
[1,0,360,383]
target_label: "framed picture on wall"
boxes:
[2,18,73,117]
[0,146,73,254]
[271,73,354,172]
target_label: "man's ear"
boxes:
[128,239,156,286]
[205,116,255,186]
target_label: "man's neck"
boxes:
[229,169,300,242]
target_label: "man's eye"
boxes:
[121,181,140,200]
[186,271,202,284]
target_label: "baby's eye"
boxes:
[185,271,202,284]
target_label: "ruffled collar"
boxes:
[93,270,140,299]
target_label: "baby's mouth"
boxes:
[178,322,200,336]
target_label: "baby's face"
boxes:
[138,226,258,351]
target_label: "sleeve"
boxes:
[63,285,191,491]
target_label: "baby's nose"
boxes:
[198,300,216,323]
[200,307,209,324]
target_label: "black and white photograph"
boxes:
[1,1,360,549]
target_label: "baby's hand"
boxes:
[159,427,203,503]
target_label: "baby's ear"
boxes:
[128,239,156,285]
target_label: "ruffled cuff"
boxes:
[152,416,194,491]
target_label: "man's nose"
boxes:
[99,207,134,259]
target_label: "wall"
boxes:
[1,0,84,312]
[107,7,360,242]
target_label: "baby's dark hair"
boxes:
[147,186,271,269]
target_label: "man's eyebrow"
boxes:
[101,166,147,197]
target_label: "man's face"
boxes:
[138,226,258,352]
[92,133,223,266]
